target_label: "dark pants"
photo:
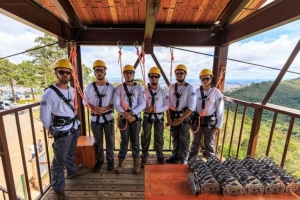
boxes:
[118,120,141,158]
[189,125,216,158]
[141,120,164,161]
[170,123,190,164]
[51,129,80,193]
[91,120,115,163]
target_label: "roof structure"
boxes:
[1,0,300,49]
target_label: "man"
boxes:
[40,59,87,200]
[29,144,37,159]
[141,67,169,168]
[113,65,146,174]
[189,69,224,159]
[166,64,196,164]
[37,139,43,153]
[83,60,115,172]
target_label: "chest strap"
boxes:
[92,82,110,123]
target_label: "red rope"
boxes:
[68,43,93,114]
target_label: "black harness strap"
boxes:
[174,82,189,109]
[147,83,158,120]
[123,82,137,110]
[48,85,75,113]
[92,82,109,123]
[200,86,214,109]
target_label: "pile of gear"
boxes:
[187,155,300,196]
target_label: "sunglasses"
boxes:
[201,77,211,81]
[57,70,71,75]
[175,72,185,76]
[95,69,106,74]
[124,71,134,75]
[150,76,159,79]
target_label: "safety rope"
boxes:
[168,47,176,111]
[116,41,128,131]
[135,41,150,107]
[68,41,93,114]
[191,67,226,133]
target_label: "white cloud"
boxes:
[1,13,299,83]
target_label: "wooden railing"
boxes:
[1,97,300,199]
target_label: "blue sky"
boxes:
[0,0,299,82]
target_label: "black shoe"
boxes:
[107,160,114,171]
[166,156,179,163]
[141,159,147,168]
[93,160,103,172]
[157,157,164,164]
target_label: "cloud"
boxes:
[1,13,300,83]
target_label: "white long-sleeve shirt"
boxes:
[169,83,197,112]
[144,84,169,119]
[113,82,146,117]
[83,82,115,123]
[195,87,224,129]
[40,84,80,130]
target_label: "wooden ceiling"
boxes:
[1,0,300,48]
[37,0,265,27]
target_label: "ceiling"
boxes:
[1,0,300,50]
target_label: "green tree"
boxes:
[26,34,67,86]
[82,64,93,86]
[0,59,18,101]
[15,61,40,100]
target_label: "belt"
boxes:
[52,116,75,126]
[91,119,114,125]
[91,110,113,116]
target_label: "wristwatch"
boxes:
[178,118,183,122]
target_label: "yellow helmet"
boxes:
[199,69,213,77]
[93,60,106,69]
[53,59,72,70]
[148,67,160,75]
[123,64,135,73]
[174,64,187,73]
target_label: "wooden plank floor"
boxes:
[42,154,164,200]
[42,154,299,200]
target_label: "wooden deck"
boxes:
[42,155,299,200]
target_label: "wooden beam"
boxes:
[212,44,228,93]
[0,0,73,40]
[144,0,162,53]
[50,0,82,27]
[225,0,300,44]
[76,29,223,46]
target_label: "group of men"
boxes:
[39,58,224,200]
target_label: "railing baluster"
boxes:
[236,106,247,159]
[0,113,17,199]
[266,112,278,156]
[220,102,231,160]
[281,116,295,168]
[14,112,31,200]
[228,104,238,157]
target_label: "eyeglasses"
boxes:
[201,77,211,81]
[175,72,185,76]
[150,76,159,79]
[57,70,71,75]
[95,69,106,74]
[124,71,134,75]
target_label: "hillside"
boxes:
[225,78,300,109]
[222,78,300,177]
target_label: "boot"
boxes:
[116,157,125,174]
[133,157,141,175]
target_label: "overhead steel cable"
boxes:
[0,42,58,60]
[152,43,300,75]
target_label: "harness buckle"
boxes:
[57,119,66,125]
